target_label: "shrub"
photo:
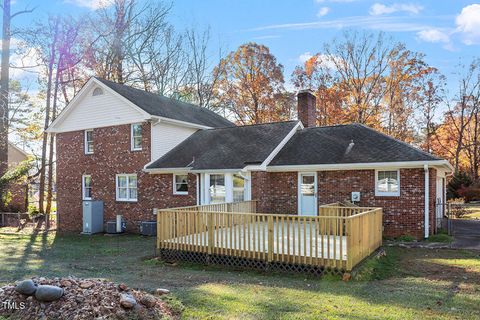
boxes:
[447,171,472,199]
[427,233,453,243]
[28,204,40,217]
[457,186,480,202]
[397,234,416,242]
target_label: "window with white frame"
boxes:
[85,129,93,154]
[131,123,142,151]
[233,174,245,202]
[116,174,138,201]
[375,170,400,196]
[209,174,226,203]
[174,174,188,195]
[82,175,92,200]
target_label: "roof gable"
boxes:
[95,78,234,128]
[146,121,300,171]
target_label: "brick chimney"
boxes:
[297,89,317,128]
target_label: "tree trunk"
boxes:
[38,19,59,214]
[0,0,11,193]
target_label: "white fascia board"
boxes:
[149,116,212,130]
[144,167,192,174]
[242,121,303,171]
[267,160,453,172]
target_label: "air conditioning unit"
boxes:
[106,220,126,234]
[140,221,157,236]
[82,201,104,234]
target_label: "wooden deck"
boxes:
[156,201,383,271]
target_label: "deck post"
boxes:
[267,215,274,262]
[345,217,353,271]
[155,208,160,250]
[207,212,214,255]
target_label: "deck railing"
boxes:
[156,201,382,271]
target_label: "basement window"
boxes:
[116,174,138,202]
[375,170,400,196]
[173,174,188,195]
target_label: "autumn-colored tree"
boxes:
[214,42,290,124]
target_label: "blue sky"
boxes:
[9,0,480,94]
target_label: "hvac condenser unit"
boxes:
[106,220,127,234]
[140,221,157,236]
[82,201,104,234]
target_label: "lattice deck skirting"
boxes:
[159,248,345,276]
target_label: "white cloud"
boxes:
[417,29,450,43]
[369,3,423,16]
[65,0,112,10]
[298,52,313,63]
[317,7,330,17]
[455,4,480,45]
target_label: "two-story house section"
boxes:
[47,77,233,232]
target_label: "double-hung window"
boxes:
[82,175,92,200]
[173,174,188,195]
[131,123,142,151]
[209,174,226,203]
[85,130,93,154]
[116,174,138,202]
[375,170,400,196]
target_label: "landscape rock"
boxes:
[15,279,37,296]
[79,281,94,289]
[1,277,171,320]
[35,285,64,302]
[342,273,352,282]
[155,288,170,295]
[140,294,157,308]
[118,283,128,291]
[120,293,137,309]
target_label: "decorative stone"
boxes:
[120,293,137,309]
[79,281,94,289]
[35,285,64,302]
[140,294,157,308]
[60,280,72,287]
[15,279,37,296]
[118,283,127,291]
[155,288,170,295]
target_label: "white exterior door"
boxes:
[299,173,317,216]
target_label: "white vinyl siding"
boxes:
[131,123,142,151]
[82,175,92,200]
[151,122,197,160]
[375,170,400,196]
[84,130,93,154]
[116,174,138,202]
[55,86,146,132]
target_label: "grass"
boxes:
[1,227,480,319]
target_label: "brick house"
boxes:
[47,77,452,239]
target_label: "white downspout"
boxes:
[424,164,429,239]
[195,174,200,206]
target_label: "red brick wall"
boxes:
[252,168,437,239]
[1,181,27,212]
[56,122,196,232]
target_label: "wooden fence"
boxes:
[156,201,382,271]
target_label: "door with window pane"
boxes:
[299,173,317,216]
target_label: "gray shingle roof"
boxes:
[96,78,234,128]
[270,123,441,166]
[146,121,299,170]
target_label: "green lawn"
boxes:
[1,228,479,320]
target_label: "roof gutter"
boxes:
[149,116,213,130]
[267,160,453,172]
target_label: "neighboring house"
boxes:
[1,143,29,212]
[47,77,452,239]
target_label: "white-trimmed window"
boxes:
[375,170,400,196]
[131,123,142,151]
[82,175,92,200]
[92,87,103,96]
[116,174,138,202]
[173,174,188,195]
[209,174,226,204]
[85,129,93,154]
[233,174,245,202]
